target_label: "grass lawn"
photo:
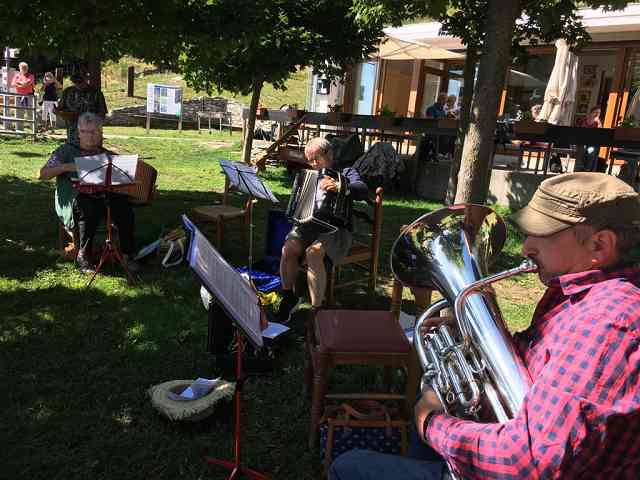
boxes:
[0,131,543,479]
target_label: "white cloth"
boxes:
[42,100,57,123]
[538,39,579,126]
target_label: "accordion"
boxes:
[285,168,351,231]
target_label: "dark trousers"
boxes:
[72,192,135,255]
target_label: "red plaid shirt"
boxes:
[426,266,640,479]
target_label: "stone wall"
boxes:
[105,96,247,130]
[412,160,545,209]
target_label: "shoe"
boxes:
[277,291,301,324]
[122,254,141,274]
[76,250,96,274]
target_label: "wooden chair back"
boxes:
[325,186,383,305]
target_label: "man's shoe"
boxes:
[76,250,96,274]
[277,291,301,324]
[122,254,141,274]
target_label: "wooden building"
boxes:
[308,4,640,129]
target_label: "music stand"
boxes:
[219,160,278,282]
[74,153,138,286]
[182,214,267,480]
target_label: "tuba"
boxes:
[391,204,536,427]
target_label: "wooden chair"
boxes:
[304,278,433,448]
[56,160,158,257]
[191,175,253,249]
[325,187,383,305]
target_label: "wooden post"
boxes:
[127,66,134,97]
[178,111,183,133]
[407,60,425,118]
[54,68,64,86]
[146,111,151,134]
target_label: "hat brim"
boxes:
[509,205,574,237]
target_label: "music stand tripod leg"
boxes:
[86,202,137,287]
[204,331,267,480]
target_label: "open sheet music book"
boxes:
[219,159,279,203]
[74,154,138,186]
[183,214,264,348]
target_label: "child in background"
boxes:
[41,72,60,132]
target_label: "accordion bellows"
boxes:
[286,168,351,231]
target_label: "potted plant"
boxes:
[614,117,640,143]
[377,104,396,130]
[514,111,548,136]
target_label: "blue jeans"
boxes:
[328,427,446,480]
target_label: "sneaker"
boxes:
[76,250,96,274]
[277,291,301,324]
[122,254,141,274]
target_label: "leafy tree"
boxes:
[1,0,181,90]
[174,0,433,163]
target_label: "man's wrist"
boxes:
[422,410,437,442]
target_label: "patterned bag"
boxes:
[319,400,409,471]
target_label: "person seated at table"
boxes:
[425,93,448,119]
[56,72,108,145]
[276,137,368,322]
[579,105,603,128]
[530,104,542,121]
[39,112,139,274]
[577,106,605,171]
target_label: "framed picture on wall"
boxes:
[583,65,597,76]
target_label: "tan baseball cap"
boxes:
[510,172,640,237]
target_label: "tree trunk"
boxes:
[445,48,478,204]
[242,79,264,165]
[454,0,519,204]
[85,2,102,92]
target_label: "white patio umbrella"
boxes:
[373,36,465,61]
[538,39,579,125]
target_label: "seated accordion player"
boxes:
[285,168,352,232]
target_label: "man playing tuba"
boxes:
[330,173,640,479]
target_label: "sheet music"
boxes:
[219,159,279,203]
[182,215,263,347]
[75,154,138,186]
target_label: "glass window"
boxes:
[503,54,554,121]
[624,49,640,122]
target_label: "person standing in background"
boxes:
[11,62,35,132]
[56,72,107,145]
[41,72,60,132]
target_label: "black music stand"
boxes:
[219,160,278,282]
[75,154,138,287]
[183,214,268,480]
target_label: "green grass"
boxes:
[0,131,542,479]
[101,57,309,111]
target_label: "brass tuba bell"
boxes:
[391,204,536,422]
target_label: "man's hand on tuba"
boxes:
[415,388,443,441]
